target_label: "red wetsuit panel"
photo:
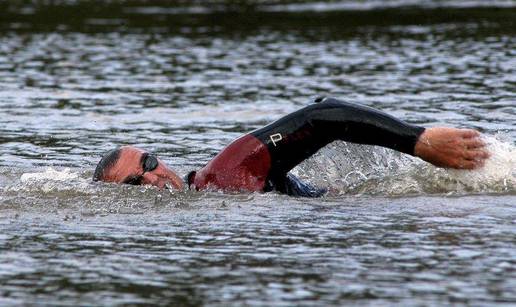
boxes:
[191,134,271,192]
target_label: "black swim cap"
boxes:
[93,147,121,181]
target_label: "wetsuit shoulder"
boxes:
[188,134,272,192]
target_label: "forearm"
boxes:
[309,98,425,155]
[252,97,425,175]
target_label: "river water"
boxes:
[0,1,515,305]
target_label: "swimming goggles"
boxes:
[124,153,159,185]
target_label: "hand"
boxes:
[414,127,490,170]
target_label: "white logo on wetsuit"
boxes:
[269,133,283,147]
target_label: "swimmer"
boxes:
[93,97,490,197]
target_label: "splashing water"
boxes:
[10,168,92,195]
[3,135,514,198]
[437,135,515,193]
[294,135,516,196]
[20,167,79,183]
[2,167,176,214]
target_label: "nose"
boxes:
[141,172,160,187]
[141,163,184,190]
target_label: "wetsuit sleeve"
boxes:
[251,97,425,180]
[267,173,327,198]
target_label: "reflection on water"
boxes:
[0,1,515,305]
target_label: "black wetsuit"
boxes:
[187,97,425,197]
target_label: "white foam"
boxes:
[8,168,97,195]
[20,168,79,183]
[440,135,515,192]
[295,135,516,195]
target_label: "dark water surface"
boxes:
[1,1,515,305]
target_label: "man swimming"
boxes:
[93,97,490,197]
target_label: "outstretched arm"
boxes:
[252,97,489,179]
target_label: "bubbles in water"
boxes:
[294,135,515,196]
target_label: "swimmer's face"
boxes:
[100,146,184,190]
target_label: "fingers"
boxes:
[460,160,481,170]
[459,130,489,163]
[452,155,486,169]
[460,129,480,139]
[463,149,490,160]
[454,148,489,170]
[464,138,486,149]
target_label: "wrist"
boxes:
[412,127,427,157]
